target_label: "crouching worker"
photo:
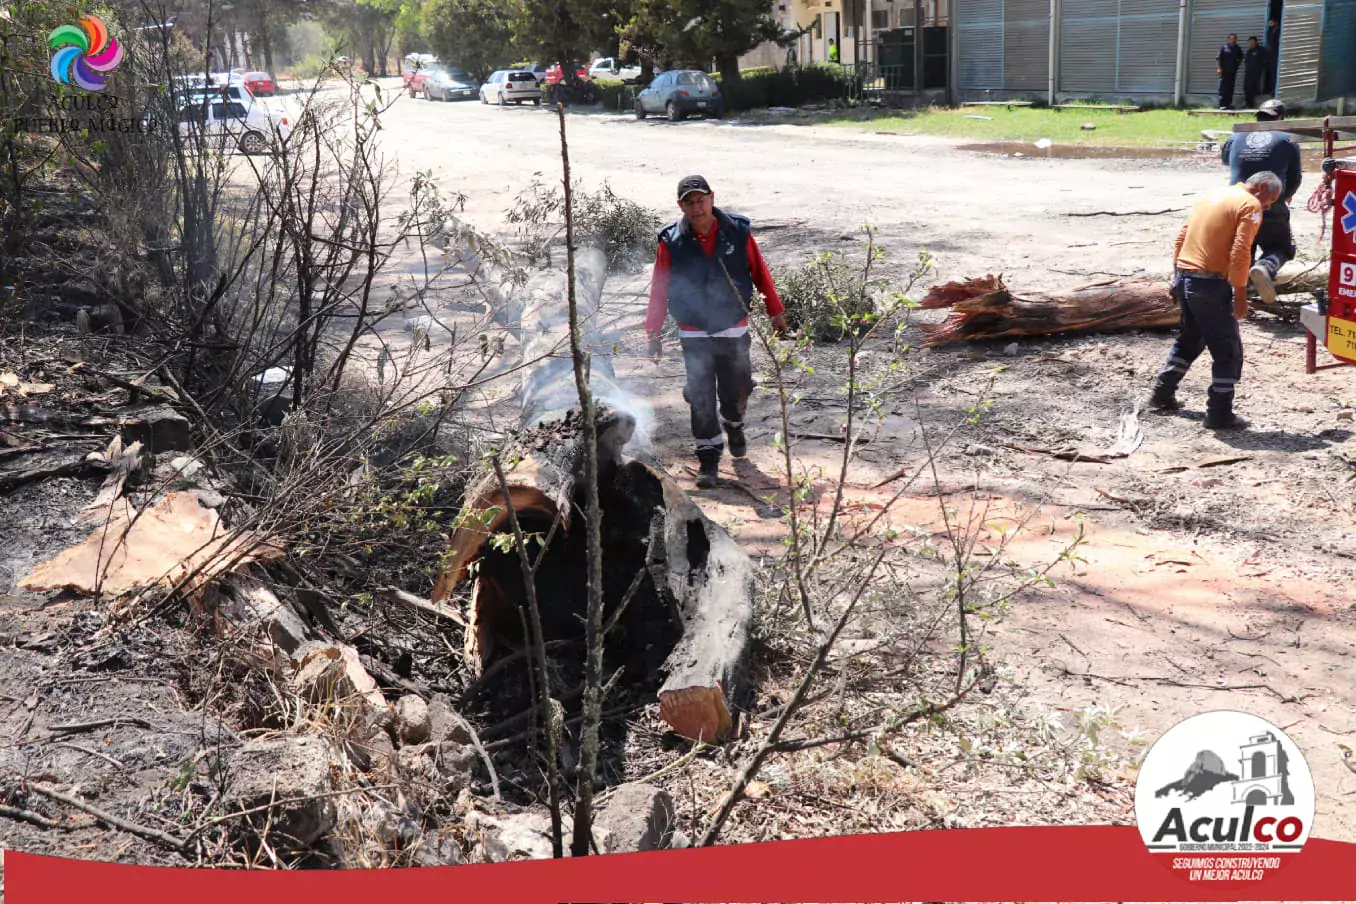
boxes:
[1149,171,1283,430]
[646,175,787,488]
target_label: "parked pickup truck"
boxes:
[588,57,642,82]
[402,53,439,96]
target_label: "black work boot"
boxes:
[725,423,747,458]
[1148,386,1183,411]
[1204,410,1249,430]
[695,447,721,488]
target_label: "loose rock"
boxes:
[427,694,473,745]
[221,736,336,849]
[594,783,676,853]
[394,694,431,746]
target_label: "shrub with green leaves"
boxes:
[775,251,880,343]
[592,78,638,112]
[506,180,662,271]
[717,64,857,113]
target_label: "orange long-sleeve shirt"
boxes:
[1173,184,1264,289]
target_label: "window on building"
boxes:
[872,9,890,29]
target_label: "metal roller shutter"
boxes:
[1319,0,1356,99]
[1275,1,1323,102]
[1060,0,1118,94]
[1003,0,1050,91]
[958,0,1005,89]
[1116,0,1180,94]
[1187,0,1268,97]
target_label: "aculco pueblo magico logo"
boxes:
[1135,710,1315,884]
[48,14,124,92]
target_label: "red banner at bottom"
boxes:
[6,826,1355,902]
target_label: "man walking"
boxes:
[1243,36,1267,108]
[1220,99,1302,302]
[1216,33,1244,109]
[1149,172,1283,430]
[647,176,787,488]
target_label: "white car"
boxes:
[178,92,290,154]
[480,70,541,105]
[589,57,642,82]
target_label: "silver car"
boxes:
[426,68,477,101]
[480,70,541,106]
[634,70,723,121]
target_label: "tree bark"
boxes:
[717,52,741,83]
[919,275,1178,346]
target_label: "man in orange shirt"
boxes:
[647,175,787,487]
[1149,172,1283,430]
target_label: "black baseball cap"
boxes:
[677,175,712,200]
[1257,99,1285,120]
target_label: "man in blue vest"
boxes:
[646,175,787,488]
[1216,33,1244,109]
[1220,99,1302,302]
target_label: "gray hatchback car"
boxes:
[634,70,723,121]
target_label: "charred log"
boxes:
[433,248,753,742]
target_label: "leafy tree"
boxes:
[635,0,783,81]
[423,0,514,80]
[506,0,589,78]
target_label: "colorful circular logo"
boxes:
[48,15,124,92]
[1135,710,1314,884]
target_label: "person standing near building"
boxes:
[1220,99,1302,301]
[1216,33,1244,109]
[828,38,840,63]
[647,176,788,488]
[1265,18,1281,93]
[1243,36,1267,108]
[1149,173,1282,430]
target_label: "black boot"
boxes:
[696,447,721,488]
[725,423,747,458]
[1148,386,1183,411]
[1204,411,1249,430]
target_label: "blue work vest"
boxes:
[659,209,754,334]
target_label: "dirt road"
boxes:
[372,81,1327,290]
[371,86,1356,839]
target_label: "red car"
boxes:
[243,71,276,97]
[545,62,590,85]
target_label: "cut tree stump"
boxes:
[431,247,753,742]
[919,275,1177,346]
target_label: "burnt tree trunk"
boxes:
[433,249,754,742]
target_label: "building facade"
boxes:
[740,0,951,72]
[953,0,1356,106]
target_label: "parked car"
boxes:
[588,57,642,83]
[242,71,277,96]
[634,69,722,121]
[425,67,477,101]
[545,61,590,85]
[480,70,541,105]
[178,91,291,154]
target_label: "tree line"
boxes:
[151,0,786,85]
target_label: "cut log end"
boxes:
[658,685,732,743]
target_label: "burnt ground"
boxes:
[2,84,1354,869]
